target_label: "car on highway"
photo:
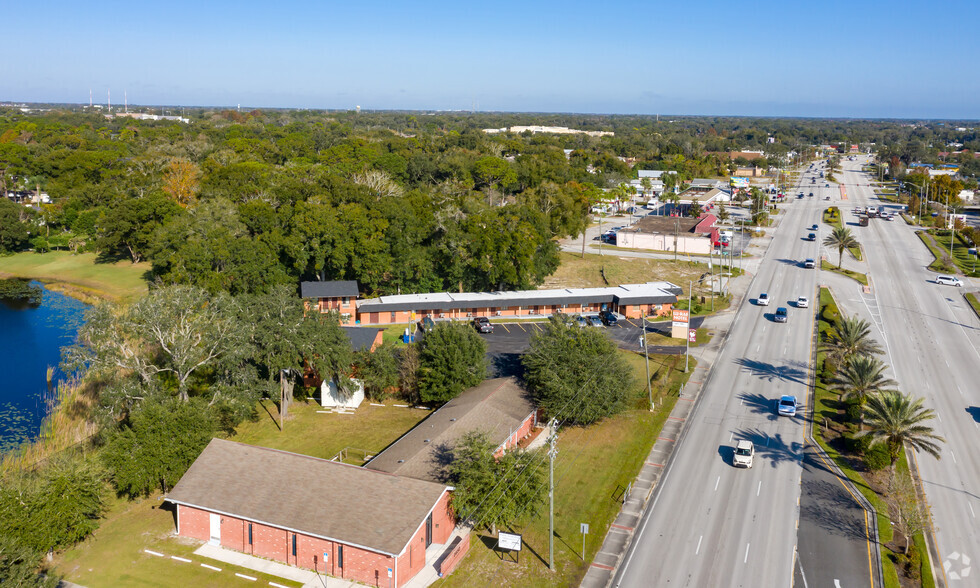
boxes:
[472,316,493,333]
[796,296,809,308]
[733,440,755,468]
[810,224,818,230]
[758,293,770,306]
[803,258,815,269]
[777,395,798,417]
[599,310,618,326]
[808,192,813,197]
[807,233,816,241]
[774,307,788,323]
[936,275,964,287]
[587,315,604,327]
[825,183,830,187]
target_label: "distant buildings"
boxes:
[482,125,613,137]
[615,214,720,255]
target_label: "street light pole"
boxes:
[685,281,692,373]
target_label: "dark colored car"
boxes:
[807,233,816,241]
[774,307,789,323]
[472,316,493,333]
[599,310,618,326]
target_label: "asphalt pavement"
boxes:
[832,157,980,587]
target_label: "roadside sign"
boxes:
[689,329,697,343]
[498,532,522,551]
[387,568,392,578]
[672,309,690,339]
[580,523,589,534]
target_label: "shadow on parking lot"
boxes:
[488,352,525,379]
[734,358,808,385]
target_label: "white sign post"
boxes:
[497,532,522,564]
[580,523,590,560]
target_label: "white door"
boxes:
[209,513,221,545]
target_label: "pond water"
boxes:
[0,281,87,453]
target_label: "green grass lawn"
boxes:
[644,327,710,347]
[927,232,979,277]
[232,398,431,461]
[821,260,869,285]
[434,351,695,588]
[543,251,722,291]
[53,495,303,588]
[966,292,980,318]
[0,251,151,303]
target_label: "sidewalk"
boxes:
[193,544,353,588]
[579,271,752,588]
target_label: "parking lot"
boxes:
[481,315,704,377]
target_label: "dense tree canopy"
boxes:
[417,322,488,403]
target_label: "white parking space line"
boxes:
[696,535,703,555]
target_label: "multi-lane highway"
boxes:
[614,170,835,587]
[836,157,980,586]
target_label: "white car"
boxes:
[733,440,754,468]
[797,296,809,308]
[758,293,770,306]
[777,395,798,417]
[936,275,963,287]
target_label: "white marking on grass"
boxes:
[235,573,257,581]
[144,549,164,557]
[201,563,222,571]
[171,556,191,563]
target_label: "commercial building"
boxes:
[366,377,538,483]
[615,214,719,255]
[167,439,462,587]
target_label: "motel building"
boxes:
[301,281,682,326]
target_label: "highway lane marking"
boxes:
[950,450,957,464]
[695,535,703,555]
[729,432,734,442]
[835,581,843,588]
[744,542,750,563]
[969,502,975,518]
[714,476,720,491]
[757,481,762,496]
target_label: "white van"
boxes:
[867,206,878,216]
[936,275,963,287]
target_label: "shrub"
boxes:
[863,444,890,471]
[846,403,863,423]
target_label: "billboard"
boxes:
[671,309,690,339]
[729,177,750,189]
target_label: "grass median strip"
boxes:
[820,260,869,285]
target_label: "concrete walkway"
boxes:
[193,543,356,588]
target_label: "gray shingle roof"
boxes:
[365,378,535,483]
[340,327,383,352]
[300,281,359,299]
[166,439,447,556]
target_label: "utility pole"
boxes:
[548,420,559,571]
[685,281,692,373]
[641,315,653,411]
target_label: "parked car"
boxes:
[472,316,493,333]
[804,259,815,269]
[774,307,788,323]
[808,192,814,197]
[576,315,588,328]
[419,316,436,332]
[758,293,770,306]
[777,395,798,417]
[936,275,963,287]
[825,183,830,187]
[797,296,809,308]
[598,310,618,326]
[587,315,604,327]
[733,440,755,468]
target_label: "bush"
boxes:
[417,322,488,403]
[846,403,864,423]
[845,433,873,454]
[863,443,890,471]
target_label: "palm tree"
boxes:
[830,355,897,429]
[823,226,859,269]
[860,391,945,467]
[820,316,884,365]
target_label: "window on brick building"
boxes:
[292,534,297,557]
[248,523,252,545]
[390,312,396,322]
[337,545,344,568]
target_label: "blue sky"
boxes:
[3,0,977,118]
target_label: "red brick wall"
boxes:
[175,506,410,587]
[431,491,454,545]
[177,505,210,542]
[396,524,428,586]
[436,533,470,578]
